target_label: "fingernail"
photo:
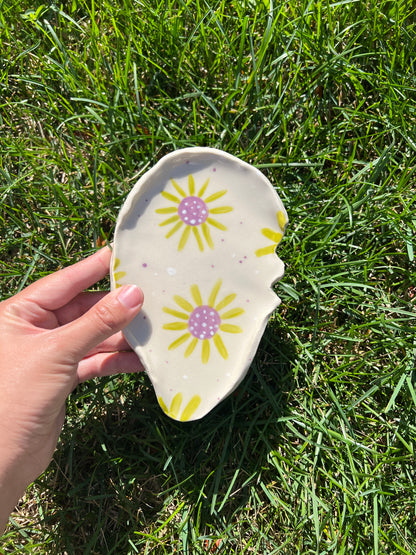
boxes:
[118,285,143,309]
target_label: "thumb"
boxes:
[59,285,144,362]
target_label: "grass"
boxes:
[1,0,416,552]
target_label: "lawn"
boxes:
[1,0,416,553]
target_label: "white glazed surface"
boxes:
[111,147,288,421]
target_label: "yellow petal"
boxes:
[191,284,203,306]
[156,207,178,214]
[207,217,226,231]
[201,222,214,249]
[198,179,209,197]
[220,323,243,333]
[159,214,180,227]
[171,178,186,197]
[261,227,283,243]
[168,333,191,350]
[169,393,183,419]
[174,295,194,313]
[114,271,126,281]
[255,244,276,257]
[213,334,228,359]
[277,210,287,231]
[178,225,191,251]
[188,174,195,195]
[165,220,183,238]
[209,206,233,214]
[201,339,210,364]
[215,293,236,311]
[161,191,181,203]
[205,190,227,202]
[221,307,244,319]
[208,279,222,307]
[163,322,189,330]
[163,307,190,319]
[180,395,201,422]
[158,396,169,414]
[192,226,204,251]
[184,337,198,358]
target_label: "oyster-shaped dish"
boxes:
[111,147,288,421]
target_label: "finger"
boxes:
[86,331,132,356]
[22,247,112,311]
[55,291,108,326]
[58,284,144,362]
[77,351,144,382]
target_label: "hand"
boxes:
[0,247,144,532]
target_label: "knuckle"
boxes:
[94,302,118,333]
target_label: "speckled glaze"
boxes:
[111,147,288,421]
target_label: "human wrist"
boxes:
[0,420,33,533]
[0,456,29,534]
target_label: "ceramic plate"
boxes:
[111,147,288,421]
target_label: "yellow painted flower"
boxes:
[163,279,244,363]
[156,174,233,251]
[112,257,126,288]
[255,210,287,257]
[158,392,201,421]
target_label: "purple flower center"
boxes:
[178,196,208,226]
[188,305,221,340]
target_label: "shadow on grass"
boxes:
[40,321,296,553]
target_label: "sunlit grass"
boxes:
[1,0,416,552]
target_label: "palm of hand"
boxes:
[0,248,143,488]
